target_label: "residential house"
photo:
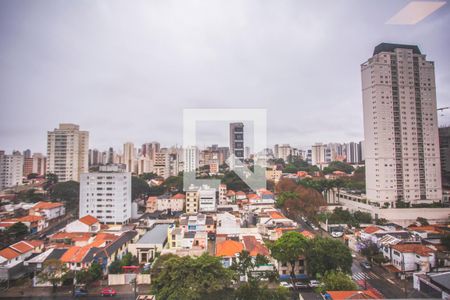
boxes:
[29,201,65,221]
[65,215,101,233]
[385,243,436,273]
[0,215,47,233]
[128,224,171,263]
[0,240,44,280]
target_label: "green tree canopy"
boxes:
[305,237,352,277]
[37,259,70,291]
[139,172,158,181]
[320,270,358,291]
[151,254,234,300]
[50,181,80,209]
[235,280,289,300]
[322,161,355,175]
[132,176,151,199]
[268,231,308,280]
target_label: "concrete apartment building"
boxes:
[185,186,199,214]
[79,164,131,224]
[274,144,292,162]
[199,185,217,212]
[183,146,199,173]
[46,123,88,182]
[123,142,136,173]
[0,151,24,190]
[229,122,244,167]
[362,43,442,206]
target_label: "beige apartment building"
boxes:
[46,123,88,182]
[362,43,441,206]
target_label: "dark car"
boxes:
[360,261,372,269]
[74,288,88,297]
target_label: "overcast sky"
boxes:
[1,0,449,154]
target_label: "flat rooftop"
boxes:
[137,223,171,245]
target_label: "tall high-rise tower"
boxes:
[362,43,441,206]
[229,123,244,166]
[47,123,89,182]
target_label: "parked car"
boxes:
[311,224,319,231]
[101,287,117,297]
[309,280,320,288]
[295,282,309,288]
[280,281,293,289]
[74,288,88,297]
[360,261,372,269]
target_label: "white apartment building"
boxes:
[46,123,88,182]
[0,152,24,190]
[184,146,199,173]
[362,43,442,206]
[311,143,327,166]
[199,185,217,212]
[274,144,292,162]
[79,164,131,224]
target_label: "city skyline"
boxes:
[1,1,450,153]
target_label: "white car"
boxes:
[280,282,293,289]
[309,280,320,288]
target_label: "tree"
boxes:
[442,235,450,250]
[320,271,358,291]
[305,237,352,277]
[108,253,138,274]
[27,173,39,180]
[132,176,151,199]
[6,221,29,238]
[163,175,183,193]
[76,262,103,285]
[43,173,58,190]
[416,217,429,226]
[235,280,289,300]
[322,161,355,175]
[37,259,70,292]
[230,250,273,282]
[50,181,80,209]
[359,240,379,262]
[269,231,308,281]
[139,172,158,181]
[151,254,234,300]
[16,188,42,203]
[375,218,388,226]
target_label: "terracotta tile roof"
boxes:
[78,215,99,226]
[60,246,82,263]
[171,193,185,200]
[27,240,44,248]
[50,232,92,242]
[236,191,246,196]
[299,230,315,239]
[3,215,45,223]
[363,226,382,234]
[32,201,64,210]
[0,222,14,228]
[216,240,244,257]
[327,290,379,300]
[226,190,236,196]
[242,236,269,256]
[10,241,35,253]
[407,225,440,233]
[0,247,21,260]
[247,194,259,200]
[392,244,434,256]
[269,211,286,219]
